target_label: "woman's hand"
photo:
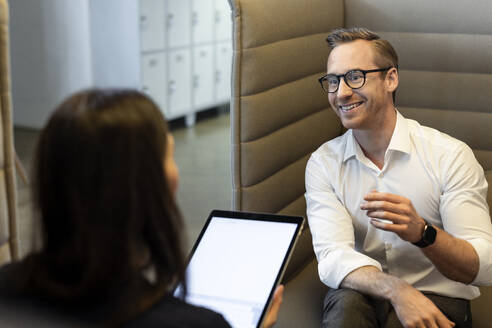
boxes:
[261,285,284,328]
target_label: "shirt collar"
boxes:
[343,129,359,162]
[387,110,411,155]
[343,110,411,163]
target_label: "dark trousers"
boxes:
[322,288,472,328]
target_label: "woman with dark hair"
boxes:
[0,89,282,327]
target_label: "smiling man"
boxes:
[305,27,492,328]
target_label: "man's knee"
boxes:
[323,288,378,328]
[324,288,371,312]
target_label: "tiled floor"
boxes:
[14,107,231,257]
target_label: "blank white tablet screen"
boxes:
[179,216,298,328]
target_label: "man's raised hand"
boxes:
[360,190,426,243]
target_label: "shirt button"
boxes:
[385,243,392,251]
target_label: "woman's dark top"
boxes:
[0,262,231,327]
[123,293,231,328]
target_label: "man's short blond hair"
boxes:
[326,27,398,69]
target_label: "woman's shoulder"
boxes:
[123,294,231,328]
[1,262,231,327]
[0,265,70,326]
[0,260,96,327]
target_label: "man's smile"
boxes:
[339,101,363,113]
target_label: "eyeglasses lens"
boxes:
[323,70,366,93]
[346,70,365,88]
[326,76,339,93]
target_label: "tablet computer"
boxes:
[174,210,304,328]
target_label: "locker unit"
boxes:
[141,52,167,116]
[193,45,215,108]
[139,0,166,52]
[166,0,191,48]
[214,0,232,41]
[192,0,214,45]
[215,41,232,102]
[91,0,233,125]
[168,49,192,117]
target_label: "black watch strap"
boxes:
[413,221,437,248]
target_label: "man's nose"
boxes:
[337,78,353,98]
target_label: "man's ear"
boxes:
[386,67,399,92]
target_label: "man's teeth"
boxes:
[340,103,361,112]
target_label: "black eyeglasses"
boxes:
[318,67,393,93]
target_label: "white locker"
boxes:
[92,0,232,125]
[167,0,191,48]
[141,52,168,116]
[168,49,192,117]
[139,0,165,52]
[214,0,232,41]
[192,0,214,44]
[214,41,232,102]
[192,45,214,108]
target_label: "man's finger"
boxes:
[361,200,407,215]
[363,191,407,203]
[370,219,408,232]
[366,210,408,224]
[435,313,455,328]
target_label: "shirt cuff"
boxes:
[467,239,492,286]
[317,247,383,288]
[469,238,492,286]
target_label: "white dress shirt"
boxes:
[305,111,492,300]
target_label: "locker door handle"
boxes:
[192,12,198,26]
[149,59,158,67]
[167,14,174,28]
[140,15,148,30]
[168,81,176,94]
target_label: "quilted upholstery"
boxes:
[0,0,19,266]
[231,0,492,327]
[230,0,344,284]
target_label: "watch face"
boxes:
[423,224,437,245]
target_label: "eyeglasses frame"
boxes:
[318,67,394,93]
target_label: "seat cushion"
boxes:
[276,259,328,327]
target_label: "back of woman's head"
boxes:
[31,89,186,304]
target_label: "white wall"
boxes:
[89,0,140,88]
[10,0,93,128]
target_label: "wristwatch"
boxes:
[412,220,437,248]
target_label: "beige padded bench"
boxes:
[230,0,492,327]
[0,0,19,266]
